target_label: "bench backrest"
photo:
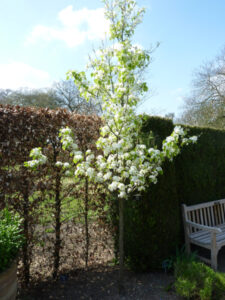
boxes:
[182,199,225,231]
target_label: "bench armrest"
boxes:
[186,220,222,234]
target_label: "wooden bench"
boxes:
[182,199,225,270]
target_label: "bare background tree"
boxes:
[0,80,100,115]
[177,47,225,129]
[0,89,13,103]
[50,80,100,114]
[165,113,175,121]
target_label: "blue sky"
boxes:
[0,0,224,117]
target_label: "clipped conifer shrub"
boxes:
[116,115,225,271]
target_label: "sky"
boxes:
[0,0,225,118]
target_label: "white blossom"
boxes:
[104,171,112,180]
[109,181,118,191]
[190,136,198,142]
[63,162,70,168]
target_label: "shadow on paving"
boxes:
[17,266,182,300]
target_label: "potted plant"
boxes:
[0,208,24,300]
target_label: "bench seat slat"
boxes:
[190,226,225,245]
[190,230,211,240]
[190,224,225,238]
[191,234,225,246]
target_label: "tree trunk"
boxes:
[118,196,125,294]
[0,190,5,210]
[53,172,61,279]
[23,188,30,286]
[84,177,89,268]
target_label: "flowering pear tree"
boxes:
[62,0,198,287]
[26,0,198,288]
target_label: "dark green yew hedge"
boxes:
[120,115,225,271]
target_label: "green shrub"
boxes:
[0,208,24,272]
[174,260,225,300]
[162,245,197,272]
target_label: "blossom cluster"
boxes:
[59,127,84,163]
[59,123,197,199]
[24,147,47,169]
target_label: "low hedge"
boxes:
[174,260,225,300]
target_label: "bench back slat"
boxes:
[214,205,219,224]
[183,199,225,228]
[192,210,196,224]
[200,209,204,225]
[210,206,215,226]
[207,207,212,226]
[222,204,225,223]
[196,209,200,224]
[203,207,208,226]
[216,205,222,224]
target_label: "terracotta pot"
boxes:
[0,261,17,300]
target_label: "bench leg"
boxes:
[186,239,191,255]
[211,249,218,270]
[181,204,191,256]
[211,233,218,271]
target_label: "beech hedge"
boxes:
[0,105,102,283]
